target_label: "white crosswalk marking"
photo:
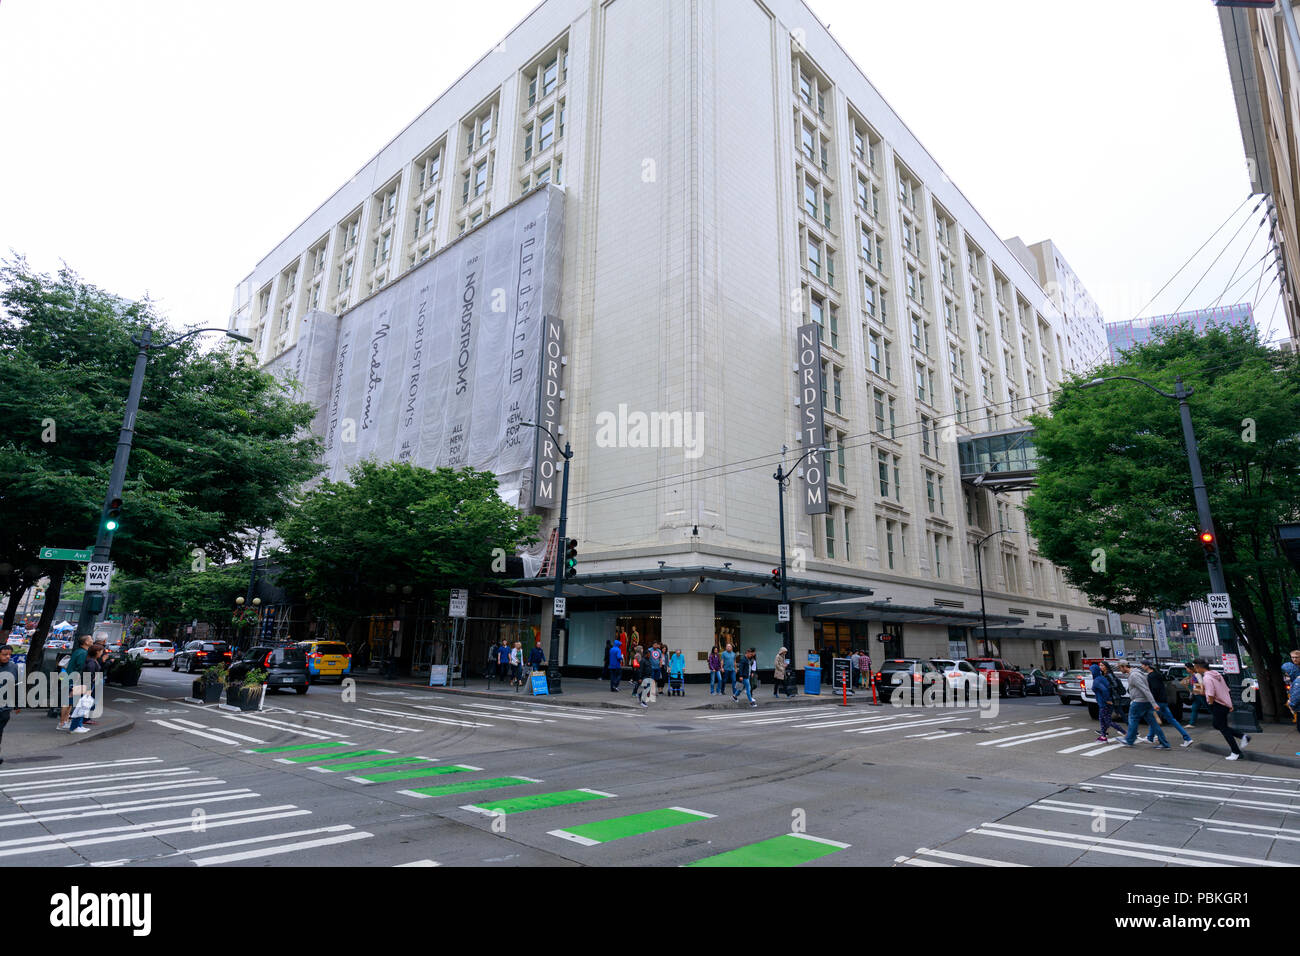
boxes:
[992,728,1091,748]
[911,847,1027,867]
[224,714,346,739]
[294,710,414,733]
[193,829,373,866]
[0,758,161,779]
[360,707,491,728]
[153,720,253,746]
[0,768,197,795]
[13,778,224,805]
[970,821,1290,867]
[170,719,267,744]
[850,715,963,735]
[0,791,259,828]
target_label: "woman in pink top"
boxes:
[1193,658,1250,760]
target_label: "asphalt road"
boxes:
[4,667,1300,868]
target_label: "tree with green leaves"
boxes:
[1025,323,1300,720]
[112,560,252,641]
[0,257,322,663]
[274,461,540,642]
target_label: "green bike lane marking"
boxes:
[398,776,542,799]
[245,742,352,755]
[548,807,715,847]
[347,764,481,785]
[310,756,435,773]
[461,788,615,816]
[685,833,850,867]
[276,748,395,764]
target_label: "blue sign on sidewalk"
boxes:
[530,673,549,696]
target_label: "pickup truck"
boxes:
[965,658,1026,698]
[1082,665,1130,720]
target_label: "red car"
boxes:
[965,658,1026,697]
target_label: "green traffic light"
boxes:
[106,519,118,530]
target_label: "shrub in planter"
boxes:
[227,669,266,712]
[107,655,144,687]
[193,665,227,703]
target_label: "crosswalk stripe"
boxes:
[1193,817,1300,837]
[687,832,849,867]
[1058,740,1107,754]
[549,807,713,846]
[447,700,603,721]
[248,742,350,754]
[294,711,414,733]
[0,758,161,779]
[153,720,250,746]
[14,778,224,805]
[193,829,373,866]
[1086,781,1300,812]
[994,728,1090,748]
[395,859,440,866]
[969,827,1220,866]
[399,776,536,799]
[0,768,197,794]
[1134,764,1300,785]
[360,707,491,728]
[1100,773,1300,798]
[226,714,344,739]
[895,855,953,866]
[850,716,962,735]
[1037,798,1143,815]
[348,764,478,785]
[170,824,354,856]
[411,703,547,724]
[168,720,267,744]
[921,732,965,740]
[1032,715,1073,724]
[913,847,1027,867]
[0,806,310,857]
[974,821,1290,867]
[1080,744,1118,756]
[978,727,1087,747]
[0,791,258,828]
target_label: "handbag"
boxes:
[71,694,95,719]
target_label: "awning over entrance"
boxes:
[504,565,873,607]
[980,626,1123,643]
[805,598,1022,628]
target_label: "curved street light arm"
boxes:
[1081,375,1180,400]
[520,420,571,459]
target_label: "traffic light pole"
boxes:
[74,328,153,641]
[1174,377,1259,732]
[774,446,826,663]
[546,441,572,694]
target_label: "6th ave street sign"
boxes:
[39,547,93,562]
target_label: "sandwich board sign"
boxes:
[85,562,114,593]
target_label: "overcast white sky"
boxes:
[0,0,1287,347]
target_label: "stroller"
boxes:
[667,669,685,696]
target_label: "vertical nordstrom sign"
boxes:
[797,323,829,515]
[532,315,565,508]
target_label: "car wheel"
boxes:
[295,686,308,695]
[1059,695,1070,705]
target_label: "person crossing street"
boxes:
[1141,660,1193,748]
[1117,661,1169,749]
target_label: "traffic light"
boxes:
[771,567,782,589]
[564,538,578,579]
[1180,622,1190,636]
[1199,530,1216,555]
[105,497,123,532]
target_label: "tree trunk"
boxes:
[25,566,65,668]
[1237,596,1285,722]
[2,583,23,632]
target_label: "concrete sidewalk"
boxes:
[1189,716,1300,768]
[351,672,871,711]
[0,707,134,762]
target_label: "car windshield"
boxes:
[973,662,998,670]
[930,660,956,668]
[314,643,349,655]
[880,661,914,672]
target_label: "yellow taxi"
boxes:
[296,640,352,683]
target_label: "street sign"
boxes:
[1207,593,1233,620]
[39,547,92,562]
[1222,653,1241,675]
[777,604,790,623]
[553,597,567,618]
[449,589,468,618]
[84,562,114,593]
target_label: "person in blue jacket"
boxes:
[669,649,684,686]
[608,640,623,692]
[1091,662,1123,742]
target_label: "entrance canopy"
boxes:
[505,565,873,608]
[807,597,1021,628]
[980,626,1123,643]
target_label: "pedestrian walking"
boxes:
[857,649,871,690]
[732,648,757,707]
[68,645,101,735]
[708,645,722,694]
[511,641,525,686]
[1282,649,1300,686]
[721,643,737,696]
[630,646,642,696]
[669,648,684,687]
[1182,662,1204,728]
[1193,658,1250,760]
[636,661,657,707]
[1117,661,1169,749]
[0,644,19,765]
[608,640,624,692]
[1288,667,1300,734]
[58,635,91,731]
[1142,660,1193,748]
[485,642,497,680]
[1090,662,1122,742]
[773,647,788,697]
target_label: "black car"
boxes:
[229,645,309,695]
[172,640,232,673]
[1020,668,1057,696]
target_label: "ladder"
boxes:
[538,528,560,578]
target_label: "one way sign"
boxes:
[85,562,114,592]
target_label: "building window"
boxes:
[921,415,932,457]
[825,510,835,559]
[869,332,882,376]
[878,449,891,498]
[807,237,822,278]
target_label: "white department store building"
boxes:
[229,0,1116,677]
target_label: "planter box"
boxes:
[192,679,224,704]
[226,685,264,712]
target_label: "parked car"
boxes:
[127,639,175,666]
[172,640,232,673]
[929,658,986,699]
[1021,668,1056,696]
[1082,663,1130,719]
[296,640,352,684]
[1054,669,1090,705]
[229,645,309,694]
[875,659,940,701]
[965,658,1026,697]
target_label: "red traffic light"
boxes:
[1180,622,1190,635]
[771,568,781,588]
[1199,530,1216,554]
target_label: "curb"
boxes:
[1195,739,1300,769]
[69,713,135,745]
[347,675,863,712]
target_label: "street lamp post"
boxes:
[522,421,572,694]
[974,528,1014,656]
[1082,374,1259,732]
[73,328,253,641]
[774,445,828,661]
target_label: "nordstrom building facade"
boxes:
[230,0,1114,677]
